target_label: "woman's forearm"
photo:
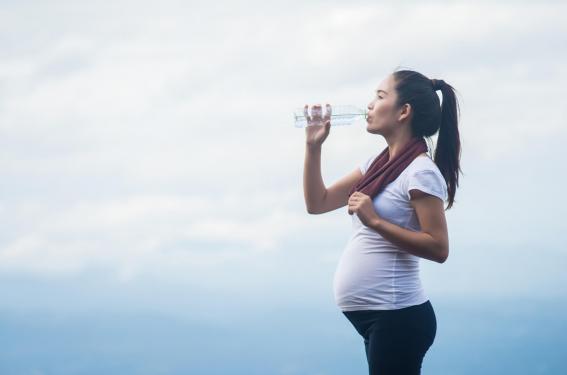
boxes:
[303,144,326,213]
[368,217,447,263]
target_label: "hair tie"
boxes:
[431,79,445,91]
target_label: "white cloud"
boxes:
[0,1,565,303]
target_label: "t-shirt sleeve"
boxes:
[405,169,448,201]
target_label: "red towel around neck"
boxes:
[348,136,428,199]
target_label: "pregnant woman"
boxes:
[303,69,461,374]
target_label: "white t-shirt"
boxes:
[332,152,448,311]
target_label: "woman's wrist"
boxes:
[306,143,322,152]
[369,216,383,232]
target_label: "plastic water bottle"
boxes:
[293,104,368,128]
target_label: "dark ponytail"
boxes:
[392,69,462,209]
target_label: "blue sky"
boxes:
[1,1,566,373]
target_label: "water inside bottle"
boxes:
[294,104,368,128]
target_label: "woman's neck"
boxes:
[384,131,416,160]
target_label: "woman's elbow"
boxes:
[437,246,449,263]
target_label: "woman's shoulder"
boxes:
[359,151,382,175]
[406,154,442,176]
[402,154,448,201]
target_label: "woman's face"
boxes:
[366,74,408,135]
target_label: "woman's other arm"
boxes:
[368,190,449,263]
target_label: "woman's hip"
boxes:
[342,300,437,342]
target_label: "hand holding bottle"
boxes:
[304,103,332,147]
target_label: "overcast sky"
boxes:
[1,1,566,320]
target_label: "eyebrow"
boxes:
[376,89,388,95]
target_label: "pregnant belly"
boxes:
[332,238,422,309]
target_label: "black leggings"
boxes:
[342,300,437,375]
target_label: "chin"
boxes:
[366,124,381,134]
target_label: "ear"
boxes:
[397,103,412,123]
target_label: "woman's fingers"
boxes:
[303,104,312,124]
[324,103,332,120]
[304,103,331,127]
[311,104,322,119]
